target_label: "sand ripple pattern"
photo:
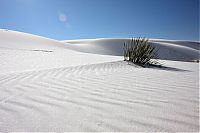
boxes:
[0,61,199,132]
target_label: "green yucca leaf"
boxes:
[123,37,159,66]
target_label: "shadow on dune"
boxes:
[125,61,190,72]
[147,64,191,72]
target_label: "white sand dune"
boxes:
[63,38,200,61]
[0,29,199,132]
[0,29,122,74]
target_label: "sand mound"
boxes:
[0,29,122,74]
[0,29,67,50]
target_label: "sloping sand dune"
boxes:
[0,29,67,50]
[63,38,200,61]
[0,29,199,132]
[0,30,122,74]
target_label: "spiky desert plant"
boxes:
[124,37,159,66]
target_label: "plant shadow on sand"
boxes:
[126,61,191,72]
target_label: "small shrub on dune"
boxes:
[124,37,159,66]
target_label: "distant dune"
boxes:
[62,38,200,62]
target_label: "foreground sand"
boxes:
[0,29,199,132]
[0,60,199,132]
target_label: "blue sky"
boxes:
[0,0,199,41]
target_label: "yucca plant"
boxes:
[124,37,159,66]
